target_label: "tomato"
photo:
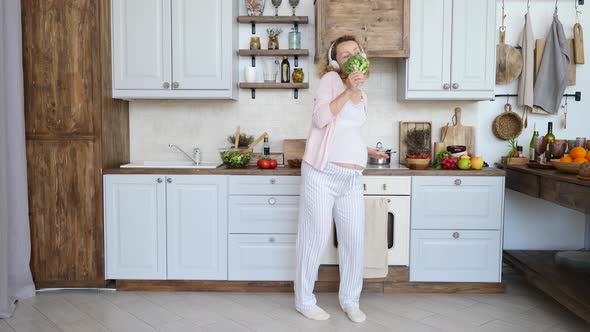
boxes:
[257,159,264,167]
[269,159,278,169]
[259,159,271,169]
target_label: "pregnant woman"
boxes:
[294,35,388,323]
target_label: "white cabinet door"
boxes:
[406,0,452,91]
[111,0,171,90]
[410,230,502,282]
[411,176,504,230]
[229,196,299,234]
[171,0,231,90]
[166,175,228,280]
[104,175,166,279]
[450,0,496,94]
[229,234,296,281]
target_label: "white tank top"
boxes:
[328,100,367,168]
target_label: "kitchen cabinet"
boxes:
[111,0,237,99]
[103,174,228,280]
[104,175,166,280]
[228,234,297,281]
[398,0,496,100]
[228,176,300,281]
[410,176,504,282]
[166,176,227,280]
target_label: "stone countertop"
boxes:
[103,165,506,176]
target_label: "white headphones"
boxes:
[328,41,367,71]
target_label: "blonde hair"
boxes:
[318,35,367,78]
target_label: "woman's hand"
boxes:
[368,148,389,159]
[345,71,366,91]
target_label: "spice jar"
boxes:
[249,36,261,50]
[292,68,304,83]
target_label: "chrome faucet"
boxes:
[168,144,201,165]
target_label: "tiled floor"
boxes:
[1,273,588,332]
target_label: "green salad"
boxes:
[220,149,251,168]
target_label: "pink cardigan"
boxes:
[302,72,368,171]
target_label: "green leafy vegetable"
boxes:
[220,150,251,168]
[343,54,370,75]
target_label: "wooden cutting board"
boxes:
[441,108,476,156]
[283,139,306,161]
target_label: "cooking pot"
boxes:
[368,142,394,165]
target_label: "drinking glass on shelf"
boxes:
[575,137,587,148]
[289,0,299,16]
[534,136,548,163]
[263,58,279,82]
[271,0,282,16]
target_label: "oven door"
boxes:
[320,196,410,266]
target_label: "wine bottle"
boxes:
[263,136,270,156]
[544,122,555,160]
[281,56,290,83]
[529,126,539,161]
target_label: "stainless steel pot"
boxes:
[368,142,395,165]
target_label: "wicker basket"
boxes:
[492,103,523,140]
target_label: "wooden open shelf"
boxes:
[239,82,308,89]
[239,49,309,56]
[237,16,309,24]
[504,250,590,323]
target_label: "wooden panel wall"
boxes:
[21,0,129,288]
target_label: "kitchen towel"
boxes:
[533,14,569,114]
[517,12,535,113]
[363,197,389,279]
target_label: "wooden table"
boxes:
[499,164,590,323]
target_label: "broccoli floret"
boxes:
[343,54,370,75]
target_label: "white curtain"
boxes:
[0,0,36,319]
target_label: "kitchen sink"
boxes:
[121,161,223,169]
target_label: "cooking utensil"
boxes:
[441,108,476,156]
[492,102,523,140]
[234,126,240,149]
[368,142,394,165]
[433,142,446,160]
[241,132,268,155]
[496,26,523,84]
[441,123,450,142]
[574,23,585,64]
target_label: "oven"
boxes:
[320,176,411,266]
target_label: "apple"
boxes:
[470,157,484,170]
[457,159,471,170]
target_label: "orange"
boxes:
[573,157,588,164]
[569,147,586,159]
[560,156,573,162]
[586,151,590,162]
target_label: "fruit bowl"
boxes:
[551,161,582,174]
[406,158,431,170]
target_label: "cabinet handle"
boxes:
[387,199,391,203]
[269,237,276,243]
[363,184,367,191]
[166,178,173,184]
[382,183,387,191]
[172,82,179,89]
[157,178,163,183]
[453,232,460,239]
[454,179,462,186]
[270,178,276,184]
[162,82,170,89]
[452,83,459,89]
[268,197,276,205]
[443,83,450,90]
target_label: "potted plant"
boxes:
[266,27,283,50]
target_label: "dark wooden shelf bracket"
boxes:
[294,56,298,67]
[294,89,299,99]
[251,56,256,67]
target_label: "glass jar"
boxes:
[292,68,304,83]
[268,35,279,50]
[249,36,261,50]
[288,29,301,49]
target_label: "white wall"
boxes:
[129,0,588,249]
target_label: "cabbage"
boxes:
[343,54,370,75]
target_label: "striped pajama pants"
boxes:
[295,161,365,310]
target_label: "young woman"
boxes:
[294,35,389,323]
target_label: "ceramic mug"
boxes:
[244,67,257,83]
